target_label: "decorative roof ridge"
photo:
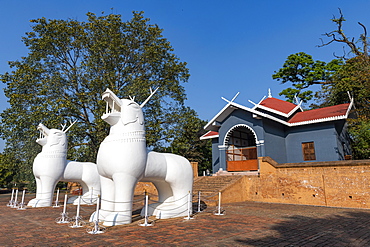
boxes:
[255,102,302,118]
[287,101,303,116]
[228,101,290,126]
[345,98,354,117]
[223,101,350,127]
[203,94,353,132]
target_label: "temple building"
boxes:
[201,90,354,174]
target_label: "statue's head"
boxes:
[101,88,158,129]
[36,121,76,151]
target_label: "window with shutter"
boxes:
[302,142,316,161]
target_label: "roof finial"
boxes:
[268,88,272,98]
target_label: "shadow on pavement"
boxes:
[235,211,370,246]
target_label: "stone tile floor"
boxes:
[1,193,370,246]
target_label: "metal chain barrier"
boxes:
[68,196,86,228]
[192,190,226,216]
[55,194,72,223]
[86,195,106,234]
[6,187,227,233]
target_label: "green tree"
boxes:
[158,107,212,175]
[0,153,16,188]
[272,52,342,104]
[273,9,370,159]
[348,117,370,159]
[0,11,190,187]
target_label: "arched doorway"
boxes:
[224,125,258,172]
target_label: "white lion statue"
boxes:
[27,122,101,207]
[92,88,193,226]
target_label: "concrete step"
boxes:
[193,175,242,194]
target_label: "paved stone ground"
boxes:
[1,193,370,246]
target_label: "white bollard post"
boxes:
[69,195,84,228]
[12,189,19,208]
[63,194,67,214]
[197,191,202,212]
[184,191,193,220]
[140,191,153,226]
[87,195,105,234]
[214,191,224,215]
[75,195,81,221]
[53,189,60,208]
[7,188,14,207]
[90,187,93,205]
[95,195,100,229]
[56,193,70,223]
[17,189,26,210]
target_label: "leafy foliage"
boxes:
[0,11,197,186]
[348,117,370,159]
[272,52,342,103]
[0,153,18,188]
[273,10,370,159]
[158,107,212,175]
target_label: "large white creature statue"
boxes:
[94,88,193,226]
[27,122,101,207]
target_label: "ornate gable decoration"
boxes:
[202,90,354,138]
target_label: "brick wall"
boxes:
[242,157,370,209]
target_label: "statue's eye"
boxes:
[128,102,139,108]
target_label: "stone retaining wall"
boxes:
[132,158,370,209]
[240,157,370,209]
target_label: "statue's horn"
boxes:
[61,123,67,132]
[64,120,77,133]
[140,87,159,108]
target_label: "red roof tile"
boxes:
[288,103,350,123]
[200,131,219,139]
[259,98,297,114]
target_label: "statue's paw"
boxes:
[90,209,109,222]
[67,196,78,205]
[102,212,132,226]
[28,199,51,207]
[89,211,97,222]
[27,198,38,207]
[140,202,160,217]
[89,210,107,222]
[146,202,188,219]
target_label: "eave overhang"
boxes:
[200,131,219,140]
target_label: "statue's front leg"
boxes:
[92,175,114,222]
[32,176,57,207]
[102,173,138,226]
[27,176,42,207]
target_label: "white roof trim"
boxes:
[204,100,352,130]
[288,115,348,126]
[200,131,219,140]
[204,102,232,130]
[229,101,290,126]
[254,102,302,118]
[345,97,354,117]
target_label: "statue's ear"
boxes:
[138,113,144,125]
[50,132,65,147]
[121,102,145,126]
[121,112,139,126]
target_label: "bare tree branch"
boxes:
[358,22,368,57]
[318,8,367,57]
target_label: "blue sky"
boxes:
[1,1,370,150]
